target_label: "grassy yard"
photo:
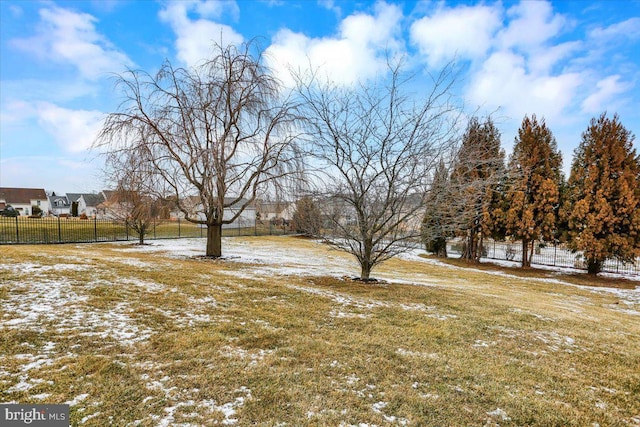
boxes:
[0,236,638,426]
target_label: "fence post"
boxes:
[94,217,98,242]
[554,243,557,266]
[15,216,19,243]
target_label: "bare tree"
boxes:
[96,41,302,257]
[102,149,162,245]
[296,62,460,280]
[292,196,322,236]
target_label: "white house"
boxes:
[0,187,49,216]
[170,196,256,228]
[255,200,295,222]
[48,193,71,216]
[66,193,107,218]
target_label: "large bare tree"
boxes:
[96,41,301,257]
[296,62,460,280]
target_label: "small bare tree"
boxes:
[292,196,322,236]
[96,41,302,257]
[296,61,460,280]
[102,148,162,245]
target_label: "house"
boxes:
[170,196,257,228]
[0,187,49,216]
[66,193,106,218]
[48,192,71,216]
[255,200,295,223]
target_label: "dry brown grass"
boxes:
[1,237,638,426]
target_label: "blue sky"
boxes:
[1,0,639,193]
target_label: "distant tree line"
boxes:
[422,113,640,275]
[96,39,639,279]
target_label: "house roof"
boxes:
[0,187,47,204]
[67,193,106,207]
[83,193,106,207]
[256,201,291,214]
[48,194,70,207]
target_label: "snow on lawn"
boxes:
[401,248,640,316]
[2,236,639,426]
[112,237,640,319]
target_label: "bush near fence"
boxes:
[0,217,293,245]
[446,238,640,276]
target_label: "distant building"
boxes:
[66,193,106,218]
[170,196,256,228]
[255,200,295,222]
[0,187,49,216]
[48,192,71,216]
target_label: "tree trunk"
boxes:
[435,237,447,258]
[360,237,373,280]
[461,229,480,263]
[139,232,144,245]
[206,223,222,258]
[360,262,372,281]
[587,259,602,275]
[521,239,530,267]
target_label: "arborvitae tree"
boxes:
[292,196,322,237]
[567,113,640,275]
[422,159,451,257]
[450,117,505,262]
[505,115,563,267]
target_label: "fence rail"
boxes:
[0,217,292,245]
[447,239,640,276]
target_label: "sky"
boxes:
[1,0,639,194]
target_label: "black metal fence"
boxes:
[447,239,640,276]
[0,217,293,245]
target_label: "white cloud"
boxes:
[589,17,640,41]
[497,1,566,50]
[467,51,582,124]
[159,1,243,68]
[318,0,342,17]
[10,6,133,80]
[581,75,630,114]
[410,4,502,67]
[265,1,404,86]
[35,103,105,153]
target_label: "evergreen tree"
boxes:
[450,117,505,262]
[505,115,563,267]
[567,113,640,275]
[422,159,451,257]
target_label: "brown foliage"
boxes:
[566,113,640,275]
[504,115,563,267]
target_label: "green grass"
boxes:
[0,237,638,426]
